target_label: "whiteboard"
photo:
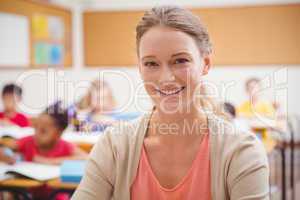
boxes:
[0,12,30,67]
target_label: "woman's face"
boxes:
[138,26,210,113]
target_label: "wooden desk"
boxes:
[62,132,98,153]
[0,178,79,199]
[0,178,43,188]
[0,178,44,200]
[0,136,94,153]
[75,142,93,153]
[47,178,78,199]
[47,178,78,190]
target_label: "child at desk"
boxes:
[69,79,116,132]
[237,77,275,118]
[0,83,30,127]
[0,102,87,199]
[223,102,250,133]
[0,101,87,164]
[238,77,275,141]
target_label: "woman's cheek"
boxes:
[174,67,189,81]
[143,81,158,98]
[176,66,199,85]
[140,68,159,82]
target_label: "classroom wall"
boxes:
[0,0,73,67]
[0,65,298,116]
[0,5,299,116]
[83,4,300,66]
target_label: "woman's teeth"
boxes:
[157,87,185,96]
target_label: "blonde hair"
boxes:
[136,6,228,118]
[77,79,116,112]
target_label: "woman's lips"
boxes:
[156,86,185,96]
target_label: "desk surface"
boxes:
[0,136,94,153]
[0,178,78,190]
[47,178,78,190]
[0,127,100,145]
[0,178,43,188]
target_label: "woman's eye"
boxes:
[144,61,159,68]
[174,58,189,64]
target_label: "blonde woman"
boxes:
[77,79,116,115]
[70,79,116,131]
[72,6,269,200]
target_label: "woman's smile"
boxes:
[155,86,186,96]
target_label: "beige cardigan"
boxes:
[72,112,269,200]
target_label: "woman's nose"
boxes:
[159,65,175,83]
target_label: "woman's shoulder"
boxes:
[101,112,149,139]
[90,112,150,156]
[85,113,150,186]
[208,114,267,160]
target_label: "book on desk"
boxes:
[0,161,60,181]
[0,160,86,183]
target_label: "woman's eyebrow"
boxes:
[171,52,192,57]
[141,55,156,61]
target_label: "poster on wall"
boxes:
[0,12,30,67]
[32,14,64,66]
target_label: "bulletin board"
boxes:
[0,12,30,68]
[0,0,72,68]
[83,4,300,66]
[83,10,144,66]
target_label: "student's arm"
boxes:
[0,147,16,164]
[33,146,87,165]
[227,134,269,200]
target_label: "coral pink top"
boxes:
[131,134,211,200]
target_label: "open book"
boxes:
[0,161,60,181]
[0,127,34,139]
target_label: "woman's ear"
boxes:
[202,56,211,75]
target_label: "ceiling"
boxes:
[50,0,300,10]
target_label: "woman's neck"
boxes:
[150,106,208,139]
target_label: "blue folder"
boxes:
[60,160,86,183]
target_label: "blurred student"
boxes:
[78,79,116,114]
[0,83,30,127]
[69,79,116,131]
[0,101,87,165]
[223,102,250,132]
[238,77,275,118]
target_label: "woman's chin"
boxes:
[156,97,197,114]
[157,101,185,114]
